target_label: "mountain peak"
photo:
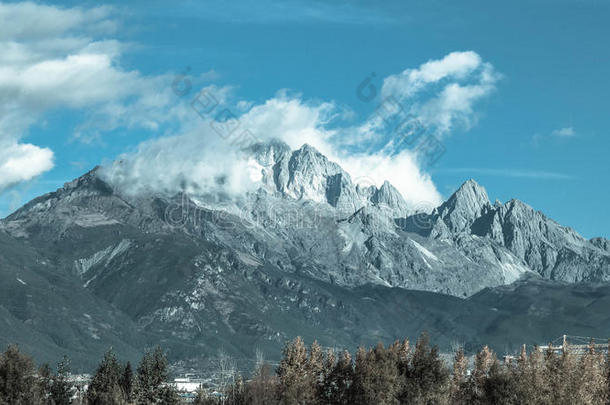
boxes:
[276,143,356,208]
[371,180,408,215]
[449,179,490,209]
[436,179,491,233]
[456,179,488,199]
[297,143,321,155]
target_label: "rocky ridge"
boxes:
[0,140,608,369]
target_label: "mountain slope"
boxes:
[0,140,609,369]
[0,230,151,370]
[407,179,610,284]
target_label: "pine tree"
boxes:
[350,343,399,405]
[316,348,336,404]
[348,347,369,405]
[450,347,468,405]
[276,337,309,404]
[518,345,527,369]
[158,384,180,405]
[193,387,208,405]
[135,346,170,404]
[306,341,325,404]
[606,339,610,405]
[462,345,491,405]
[396,339,410,375]
[483,358,518,405]
[514,345,528,404]
[372,343,400,405]
[321,350,352,405]
[399,332,449,404]
[540,344,561,404]
[520,345,545,405]
[194,388,219,404]
[577,340,608,405]
[557,340,579,404]
[50,355,72,405]
[0,344,38,405]
[120,361,134,402]
[36,363,53,404]
[86,349,125,405]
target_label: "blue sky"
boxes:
[0,0,608,238]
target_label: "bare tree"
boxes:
[215,349,237,405]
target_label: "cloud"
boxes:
[381,51,483,98]
[102,93,338,198]
[238,94,337,153]
[530,126,577,146]
[103,89,444,207]
[0,142,54,191]
[100,126,260,197]
[379,51,499,136]
[102,52,500,209]
[0,4,495,210]
[0,2,190,192]
[339,151,442,206]
[0,2,116,41]
[236,94,443,205]
[552,127,576,137]
[0,2,117,192]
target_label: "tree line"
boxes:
[0,345,179,404]
[196,333,610,405]
[1,332,610,404]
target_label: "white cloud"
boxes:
[0,2,116,41]
[382,51,483,98]
[417,80,493,134]
[339,151,442,206]
[239,94,337,154]
[100,52,501,209]
[0,3,497,211]
[237,95,443,205]
[102,90,444,207]
[101,94,338,198]
[100,126,260,197]
[552,127,576,137]
[0,2,185,192]
[0,2,119,192]
[0,142,54,191]
[531,126,577,146]
[379,51,499,136]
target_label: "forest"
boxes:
[1,333,609,404]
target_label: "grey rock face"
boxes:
[436,179,492,234]
[3,142,608,299]
[371,181,409,217]
[470,198,610,283]
[405,179,610,285]
[0,140,609,369]
[591,237,610,252]
[249,142,407,217]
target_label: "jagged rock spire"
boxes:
[371,181,409,215]
[436,179,491,233]
[248,141,409,214]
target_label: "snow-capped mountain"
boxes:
[0,140,609,369]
